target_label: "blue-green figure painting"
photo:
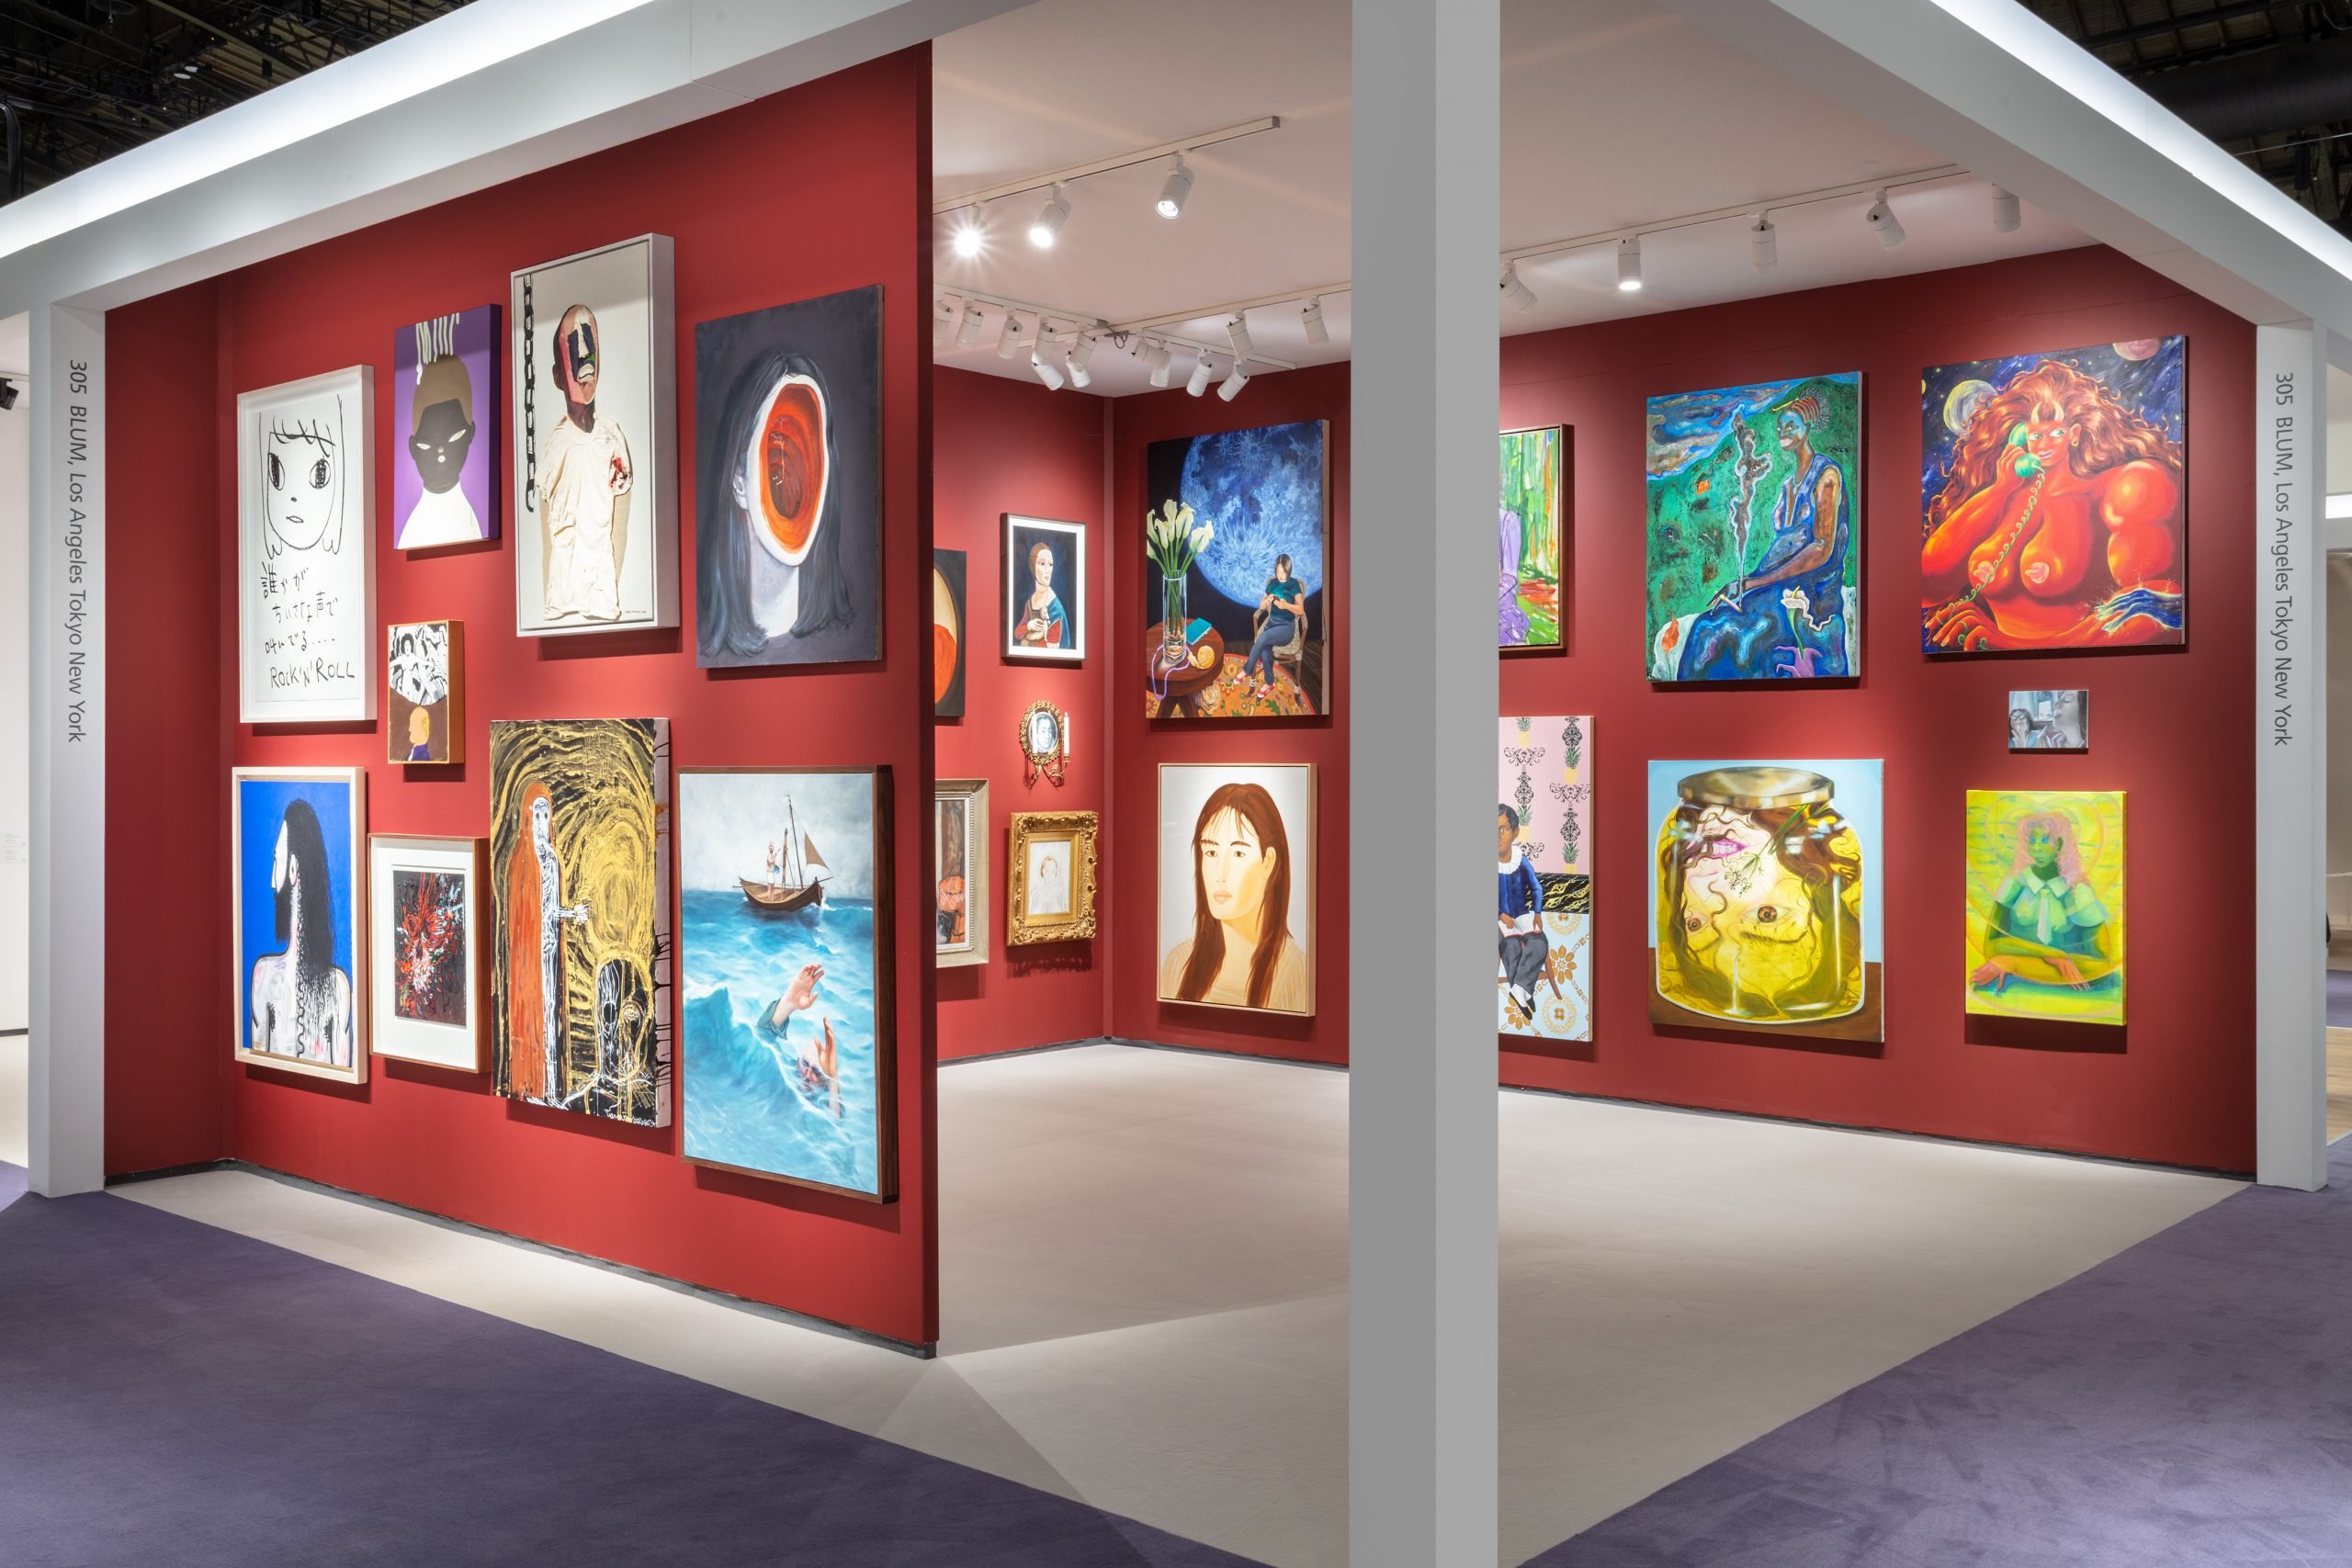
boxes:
[677,767,894,1201]
[1645,372,1861,682]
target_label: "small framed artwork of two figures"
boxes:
[387,620,463,764]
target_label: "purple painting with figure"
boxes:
[391,305,500,549]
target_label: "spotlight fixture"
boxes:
[956,301,984,348]
[1068,333,1097,389]
[1990,186,2020,233]
[1226,313,1253,361]
[1302,297,1329,345]
[1031,345,1066,391]
[1747,213,1777,273]
[1500,261,1537,310]
[0,378,15,411]
[1148,341,1174,389]
[1029,185,1070,249]
[1864,189,1905,250]
[933,295,957,348]
[996,310,1024,360]
[951,211,984,258]
[1157,154,1193,220]
[1615,235,1643,293]
[1217,362,1251,402]
[1186,352,1215,397]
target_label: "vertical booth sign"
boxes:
[2254,322,2328,1190]
[29,304,106,1196]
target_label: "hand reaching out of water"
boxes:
[782,962,824,1015]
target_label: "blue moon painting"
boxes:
[1143,418,1330,720]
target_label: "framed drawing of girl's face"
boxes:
[1003,514,1086,662]
[1008,811,1098,944]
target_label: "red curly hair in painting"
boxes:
[1927,360,2182,534]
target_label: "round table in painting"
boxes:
[1144,624,1225,718]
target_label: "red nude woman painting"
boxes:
[1920,338,2185,654]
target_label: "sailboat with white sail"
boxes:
[740,795,830,914]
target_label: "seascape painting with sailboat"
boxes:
[676,767,894,1200]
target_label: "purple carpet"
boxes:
[1535,1140,2352,1566]
[2328,967,2352,1027]
[0,1190,1260,1567]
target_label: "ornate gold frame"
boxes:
[1007,810,1099,944]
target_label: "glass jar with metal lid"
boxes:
[1652,766,1864,1025]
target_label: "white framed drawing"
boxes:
[237,367,375,723]
[511,233,679,637]
[368,834,486,1071]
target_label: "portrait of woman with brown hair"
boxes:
[1921,344,2185,653]
[1159,779,1311,1014]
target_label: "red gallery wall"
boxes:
[1107,364,1351,1066]
[932,367,1111,1058]
[1498,246,2256,1173]
[104,50,944,1344]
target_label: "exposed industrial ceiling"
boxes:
[0,0,468,197]
[2015,0,2352,233]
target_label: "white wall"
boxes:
[0,368,25,1032]
[2332,553,2352,939]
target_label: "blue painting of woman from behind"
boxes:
[1676,394,1851,681]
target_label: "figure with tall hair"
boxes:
[249,799,355,1066]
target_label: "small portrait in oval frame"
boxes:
[1020,699,1068,785]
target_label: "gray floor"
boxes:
[107,1043,2235,1567]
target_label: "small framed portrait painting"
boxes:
[935,778,989,967]
[1004,514,1086,662]
[1008,811,1098,945]
[387,620,463,764]
[2007,690,2089,751]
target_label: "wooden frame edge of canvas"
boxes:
[1005,809,1099,946]
[934,776,989,969]
[231,764,370,1083]
[1000,513,1088,663]
[673,764,898,1203]
[235,365,378,726]
[1151,761,1318,1016]
[507,231,678,640]
[367,832,487,1072]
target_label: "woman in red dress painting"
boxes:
[1921,359,2184,653]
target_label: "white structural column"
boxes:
[26,303,105,1198]
[1348,0,1500,1562]
[2256,322,2330,1190]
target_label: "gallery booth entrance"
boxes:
[5,0,2347,1563]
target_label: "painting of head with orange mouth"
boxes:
[1921,338,2185,654]
[694,286,883,668]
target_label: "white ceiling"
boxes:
[932,0,2089,397]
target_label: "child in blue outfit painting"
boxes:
[1244,554,1303,699]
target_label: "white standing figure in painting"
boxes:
[249,799,355,1066]
[261,401,347,559]
[538,303,633,622]
[532,790,590,1098]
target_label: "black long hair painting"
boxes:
[694,286,882,668]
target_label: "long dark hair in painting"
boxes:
[1177,783,1294,1010]
[696,349,852,661]
[273,798,342,1042]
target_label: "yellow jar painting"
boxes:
[1647,761,1882,1041]
[1963,790,2123,1024]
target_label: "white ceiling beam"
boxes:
[0,0,1028,318]
[1654,0,2352,342]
